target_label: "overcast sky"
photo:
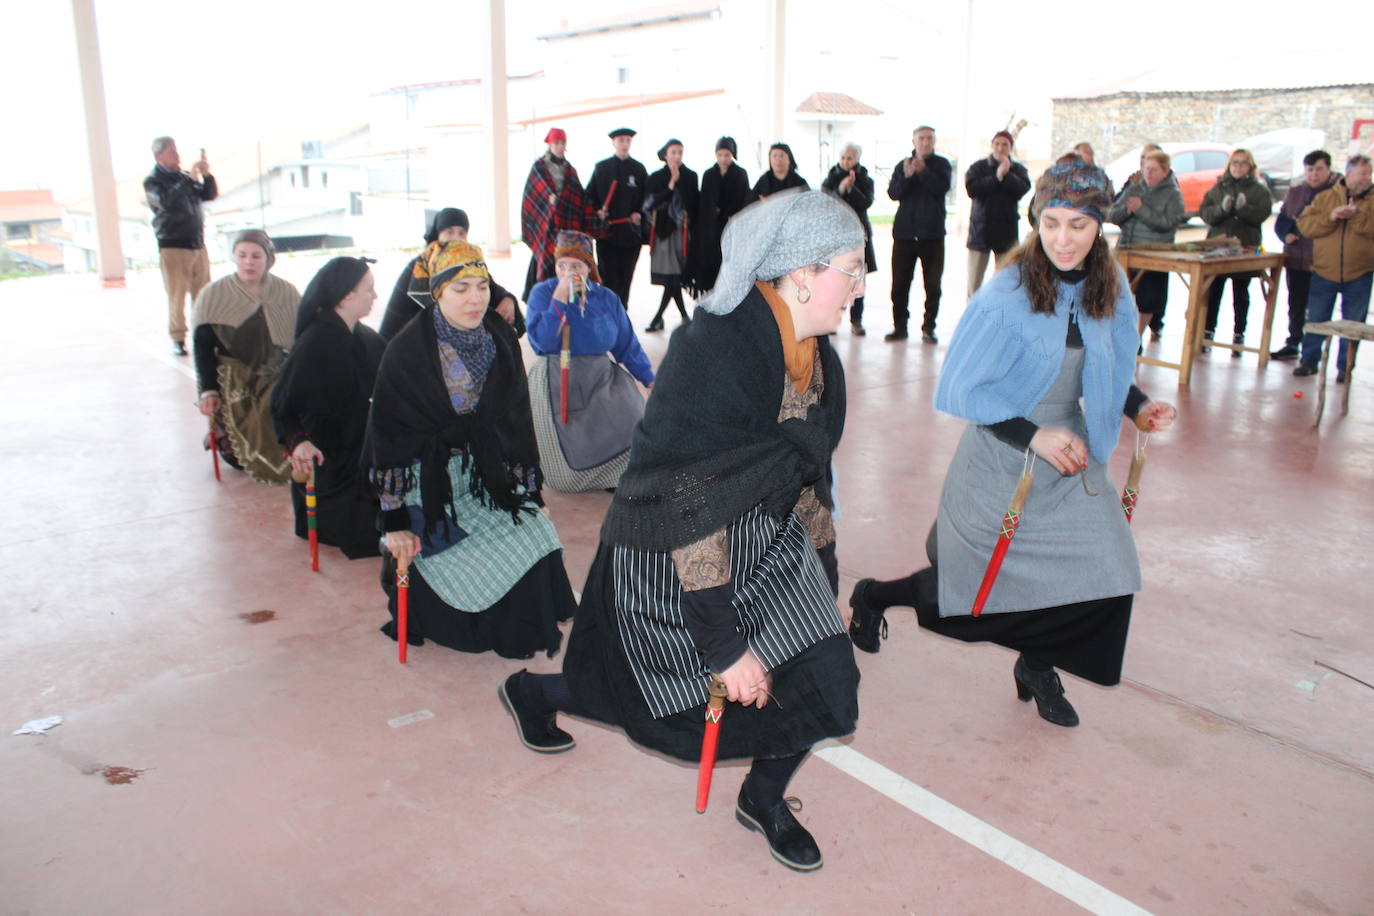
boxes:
[5,0,1357,196]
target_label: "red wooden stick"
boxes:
[397,557,410,664]
[559,323,571,424]
[971,468,1034,617]
[602,179,618,211]
[695,676,728,813]
[208,423,221,481]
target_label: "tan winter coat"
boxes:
[1297,180,1374,283]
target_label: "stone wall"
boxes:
[1052,84,1374,164]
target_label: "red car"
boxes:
[1106,142,1233,217]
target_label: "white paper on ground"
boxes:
[12,715,63,735]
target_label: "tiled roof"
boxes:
[795,92,882,117]
[0,189,63,223]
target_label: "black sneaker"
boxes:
[850,322,866,337]
[921,331,939,344]
[735,787,822,872]
[171,340,188,357]
[1336,369,1347,384]
[847,578,888,654]
[883,329,908,342]
[498,671,576,754]
[1293,364,1318,377]
[1231,333,1244,358]
[1270,345,1300,361]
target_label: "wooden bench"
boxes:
[1305,319,1374,426]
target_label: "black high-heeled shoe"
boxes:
[847,578,888,654]
[1013,655,1079,727]
[644,318,665,332]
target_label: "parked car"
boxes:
[1106,142,1233,217]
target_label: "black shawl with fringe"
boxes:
[363,309,542,534]
[599,285,845,553]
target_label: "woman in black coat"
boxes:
[643,139,700,331]
[752,141,809,200]
[270,257,387,559]
[821,143,877,334]
[688,136,751,295]
[377,208,524,341]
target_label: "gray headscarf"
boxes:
[233,229,276,269]
[697,189,864,315]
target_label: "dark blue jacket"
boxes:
[887,152,951,240]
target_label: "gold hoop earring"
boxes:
[797,287,811,304]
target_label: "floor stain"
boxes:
[1293,889,1337,914]
[239,610,277,624]
[83,764,145,785]
[1148,886,1175,903]
[1250,863,1269,874]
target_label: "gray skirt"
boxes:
[936,348,1141,616]
[528,354,642,492]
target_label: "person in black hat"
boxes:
[585,128,649,310]
[377,207,523,341]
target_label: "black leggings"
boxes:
[651,280,689,325]
[521,672,807,803]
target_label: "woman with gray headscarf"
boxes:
[191,229,300,482]
[496,191,866,873]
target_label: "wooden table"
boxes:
[1115,248,1285,385]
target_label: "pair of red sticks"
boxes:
[971,430,1150,617]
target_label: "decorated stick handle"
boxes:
[1121,452,1146,523]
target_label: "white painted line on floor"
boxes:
[387,709,435,729]
[814,740,1152,916]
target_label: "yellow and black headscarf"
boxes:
[407,240,490,308]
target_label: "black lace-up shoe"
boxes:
[735,787,822,872]
[847,578,888,654]
[498,671,575,753]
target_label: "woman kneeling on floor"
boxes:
[364,241,577,658]
[498,191,865,873]
[848,157,1176,728]
[524,230,654,492]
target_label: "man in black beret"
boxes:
[586,128,649,309]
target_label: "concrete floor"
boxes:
[2,232,1371,915]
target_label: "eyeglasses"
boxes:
[819,261,866,290]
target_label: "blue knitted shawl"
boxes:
[934,263,1140,464]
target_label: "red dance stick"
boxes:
[208,422,221,481]
[306,467,319,572]
[602,179,618,211]
[559,323,571,424]
[695,676,729,813]
[607,216,635,225]
[397,556,411,664]
[971,467,1034,617]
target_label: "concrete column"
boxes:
[954,0,978,238]
[71,0,125,286]
[768,0,786,141]
[483,0,511,255]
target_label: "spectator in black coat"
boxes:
[964,130,1031,295]
[821,143,877,335]
[886,126,952,342]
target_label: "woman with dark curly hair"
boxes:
[849,158,1177,729]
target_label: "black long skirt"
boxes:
[380,550,576,659]
[290,457,380,560]
[908,565,1132,686]
[563,544,860,763]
